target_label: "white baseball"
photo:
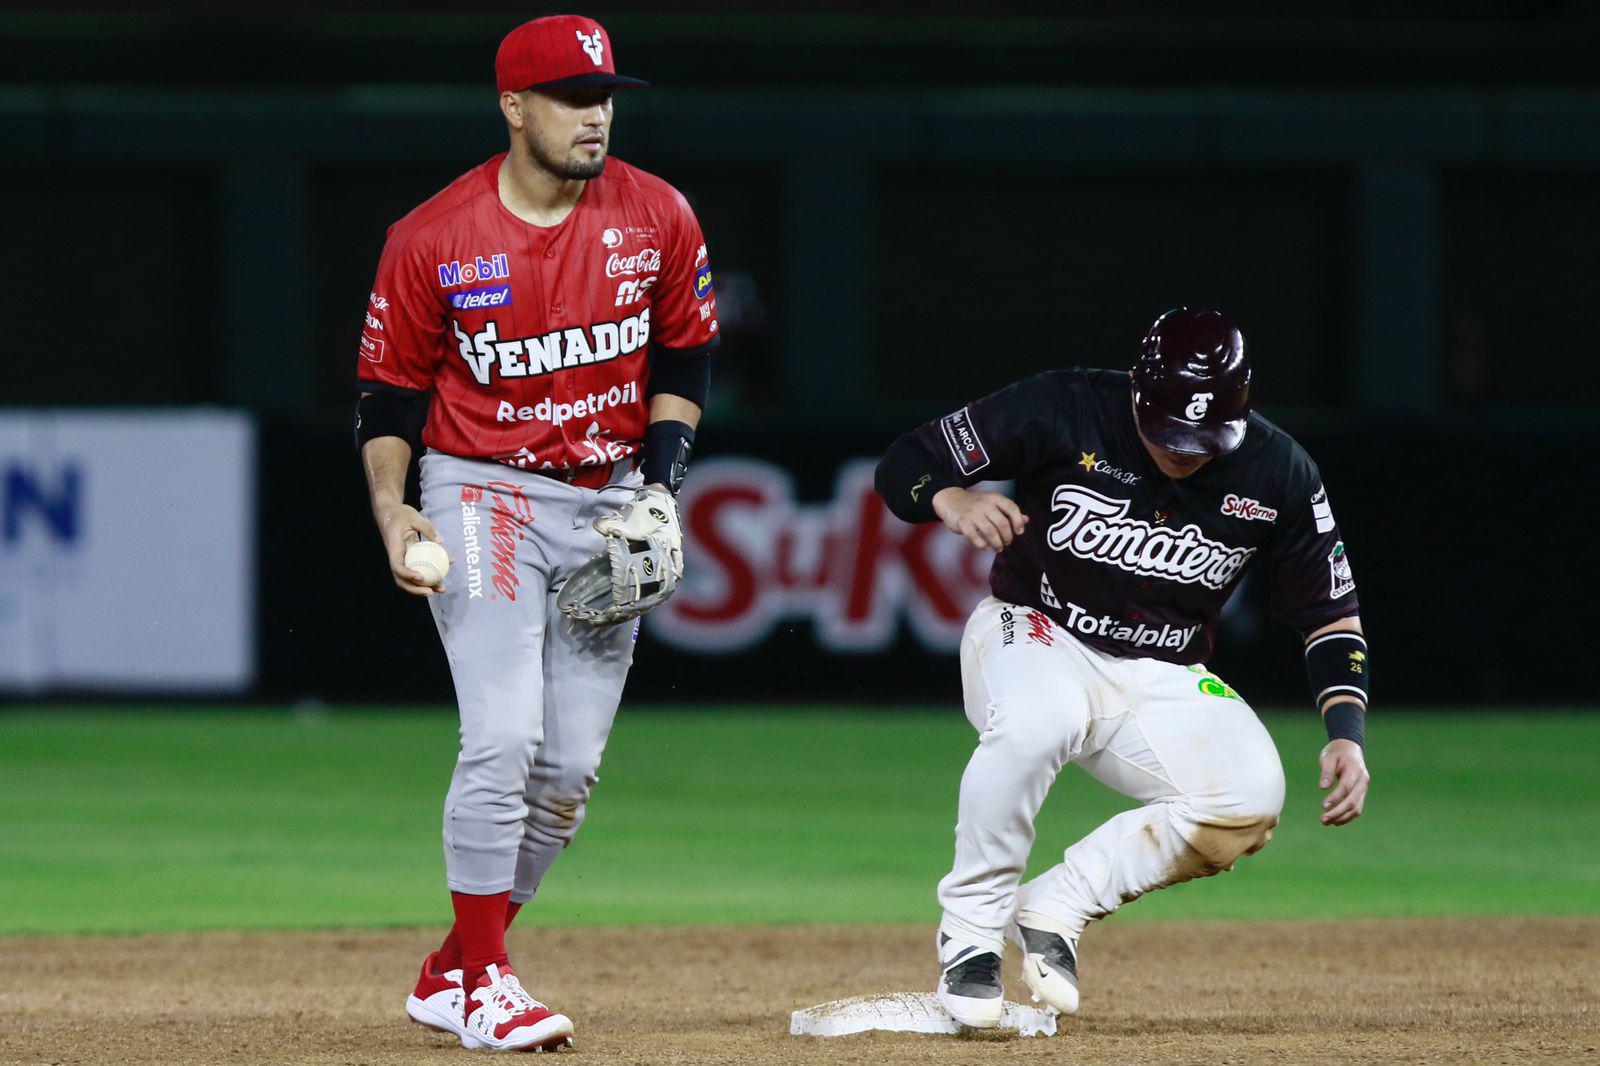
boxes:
[405,539,450,587]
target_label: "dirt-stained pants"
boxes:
[938,597,1286,951]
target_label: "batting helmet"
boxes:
[1130,307,1251,457]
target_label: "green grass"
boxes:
[1,707,1596,935]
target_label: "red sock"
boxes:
[450,890,511,993]
[436,896,525,974]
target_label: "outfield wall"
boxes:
[0,411,255,695]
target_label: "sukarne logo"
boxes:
[648,458,995,655]
[1220,494,1278,522]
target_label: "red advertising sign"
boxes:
[650,458,996,654]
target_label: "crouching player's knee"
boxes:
[1175,762,1285,877]
[1179,811,1279,877]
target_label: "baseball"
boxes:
[405,539,450,587]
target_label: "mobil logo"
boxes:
[437,253,510,288]
[2,461,82,545]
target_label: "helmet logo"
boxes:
[1185,392,1214,420]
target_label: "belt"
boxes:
[531,457,634,490]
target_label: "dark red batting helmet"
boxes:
[1130,307,1252,457]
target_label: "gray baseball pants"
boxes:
[420,449,642,901]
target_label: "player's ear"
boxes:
[500,90,525,130]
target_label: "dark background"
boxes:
[4,3,1595,706]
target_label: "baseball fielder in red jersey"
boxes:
[354,15,717,1053]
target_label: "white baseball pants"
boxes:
[938,597,1285,952]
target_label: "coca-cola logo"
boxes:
[605,247,662,278]
[648,458,994,654]
[1220,493,1278,523]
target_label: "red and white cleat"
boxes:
[461,963,574,1053]
[405,951,468,1039]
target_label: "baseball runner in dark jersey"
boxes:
[874,308,1370,1028]
[354,15,717,1053]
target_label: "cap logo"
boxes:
[1185,392,1214,420]
[576,29,604,66]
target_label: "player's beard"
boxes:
[526,128,607,181]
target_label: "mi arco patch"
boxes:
[1188,664,1242,701]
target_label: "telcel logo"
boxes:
[450,285,512,311]
[438,254,510,288]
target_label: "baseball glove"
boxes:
[557,487,684,625]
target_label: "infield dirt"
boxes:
[2,918,1595,1065]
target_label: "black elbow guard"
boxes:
[355,385,427,453]
[1304,629,1369,711]
[646,340,716,410]
[1305,629,1369,745]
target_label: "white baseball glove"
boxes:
[557,487,684,625]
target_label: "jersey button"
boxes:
[551,303,564,315]
[544,247,557,260]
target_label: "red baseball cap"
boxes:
[495,15,649,94]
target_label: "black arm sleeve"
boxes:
[355,381,427,454]
[876,373,1063,522]
[646,337,718,410]
[875,433,960,523]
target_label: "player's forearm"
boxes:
[361,436,413,514]
[638,393,700,494]
[1304,614,1368,746]
[647,391,701,430]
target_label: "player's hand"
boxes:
[932,487,1029,552]
[374,501,447,597]
[1317,738,1370,826]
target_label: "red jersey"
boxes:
[357,153,718,470]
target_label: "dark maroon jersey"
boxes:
[907,368,1358,664]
